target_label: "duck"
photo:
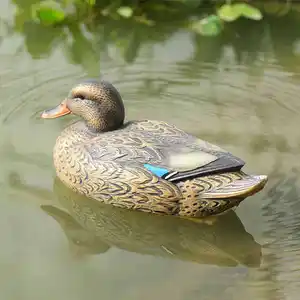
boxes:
[41,79,268,218]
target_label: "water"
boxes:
[1,1,300,299]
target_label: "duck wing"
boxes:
[84,120,245,182]
[151,150,245,183]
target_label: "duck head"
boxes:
[41,79,125,132]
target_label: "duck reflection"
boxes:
[41,177,262,268]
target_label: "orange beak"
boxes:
[41,101,71,119]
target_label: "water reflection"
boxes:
[39,178,262,268]
[7,166,300,298]
[8,170,262,267]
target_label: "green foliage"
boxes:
[217,4,241,22]
[235,3,263,20]
[188,2,263,37]
[217,3,263,22]
[32,1,65,25]
[190,15,223,37]
[5,0,300,76]
[85,0,96,5]
[116,7,133,18]
[22,0,264,37]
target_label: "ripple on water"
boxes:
[2,43,300,174]
[0,51,88,190]
[256,171,300,298]
[1,68,83,125]
[110,56,300,162]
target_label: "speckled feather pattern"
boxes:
[53,119,265,217]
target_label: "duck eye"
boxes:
[75,94,85,100]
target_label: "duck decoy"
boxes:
[41,79,267,217]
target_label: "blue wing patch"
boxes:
[144,164,169,177]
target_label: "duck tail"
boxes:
[200,173,268,199]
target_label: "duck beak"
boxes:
[41,101,71,119]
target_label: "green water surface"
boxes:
[1,1,300,299]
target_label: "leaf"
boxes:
[234,3,263,20]
[134,15,155,26]
[86,0,96,5]
[32,1,65,25]
[190,15,223,37]
[117,6,133,18]
[23,22,64,58]
[217,4,241,22]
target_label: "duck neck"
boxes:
[61,121,99,146]
[85,117,123,133]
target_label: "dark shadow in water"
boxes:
[38,177,262,268]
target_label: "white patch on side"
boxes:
[168,151,218,172]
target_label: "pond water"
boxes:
[1,1,300,299]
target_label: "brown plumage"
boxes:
[41,79,268,217]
